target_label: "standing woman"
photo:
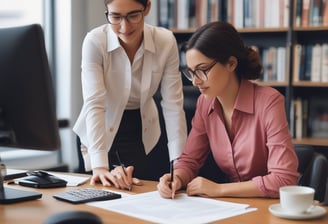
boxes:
[158,21,299,199]
[74,0,187,190]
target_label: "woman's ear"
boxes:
[227,56,238,72]
[144,0,151,16]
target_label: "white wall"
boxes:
[55,0,105,171]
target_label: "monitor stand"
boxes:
[0,186,42,204]
[0,114,42,204]
[0,162,42,204]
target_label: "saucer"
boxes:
[269,203,326,220]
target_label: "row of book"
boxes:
[293,43,328,82]
[295,0,328,27]
[291,97,328,138]
[260,47,287,82]
[156,0,227,29]
[146,0,290,29]
[230,0,289,28]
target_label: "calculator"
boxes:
[53,188,121,204]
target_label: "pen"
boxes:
[170,159,174,199]
[115,150,131,191]
[170,159,174,186]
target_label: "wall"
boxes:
[55,0,105,171]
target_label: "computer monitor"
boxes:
[0,24,60,203]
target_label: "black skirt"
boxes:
[108,109,148,179]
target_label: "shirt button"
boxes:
[109,127,114,132]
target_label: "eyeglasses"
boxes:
[181,60,217,82]
[105,10,144,25]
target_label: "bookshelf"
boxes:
[150,0,328,146]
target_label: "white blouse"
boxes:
[73,24,187,170]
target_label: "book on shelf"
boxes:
[207,0,221,24]
[233,0,244,28]
[297,0,328,27]
[294,43,328,82]
[321,43,328,82]
[158,0,169,27]
[264,0,280,27]
[177,0,189,29]
[277,47,286,82]
[292,97,309,138]
[304,44,312,81]
[145,0,158,26]
[293,44,302,82]
[311,43,322,82]
[309,0,323,26]
[323,0,328,26]
[302,0,311,27]
[260,46,286,82]
[295,98,303,138]
[244,0,255,27]
[167,0,176,28]
[295,0,303,27]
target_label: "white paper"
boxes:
[88,191,257,224]
[47,173,90,187]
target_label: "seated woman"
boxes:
[157,21,299,199]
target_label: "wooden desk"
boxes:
[1,179,327,224]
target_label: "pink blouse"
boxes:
[175,80,299,198]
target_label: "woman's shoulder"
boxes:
[251,82,285,106]
[144,24,175,42]
[83,24,114,50]
[86,24,109,38]
[252,81,282,97]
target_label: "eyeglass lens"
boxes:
[182,60,217,81]
[106,11,143,25]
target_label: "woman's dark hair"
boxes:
[185,21,263,80]
[104,0,148,8]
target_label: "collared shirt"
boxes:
[73,24,187,170]
[175,80,299,198]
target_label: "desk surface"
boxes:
[1,177,327,224]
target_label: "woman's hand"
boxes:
[186,176,221,198]
[157,173,182,199]
[90,166,142,190]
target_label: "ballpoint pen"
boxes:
[115,150,131,191]
[170,159,174,185]
[170,159,174,199]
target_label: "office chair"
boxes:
[294,144,328,202]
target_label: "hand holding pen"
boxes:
[157,159,182,199]
[114,150,132,191]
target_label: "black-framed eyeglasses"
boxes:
[105,10,144,25]
[181,60,217,82]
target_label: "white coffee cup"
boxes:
[279,185,315,214]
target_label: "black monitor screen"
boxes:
[0,24,60,150]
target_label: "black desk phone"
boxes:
[17,170,67,188]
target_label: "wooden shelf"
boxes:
[292,81,328,87]
[255,80,289,87]
[294,26,328,32]
[293,138,328,147]
[238,27,289,33]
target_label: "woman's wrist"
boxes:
[174,174,185,189]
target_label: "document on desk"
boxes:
[88,191,257,224]
[47,173,90,187]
